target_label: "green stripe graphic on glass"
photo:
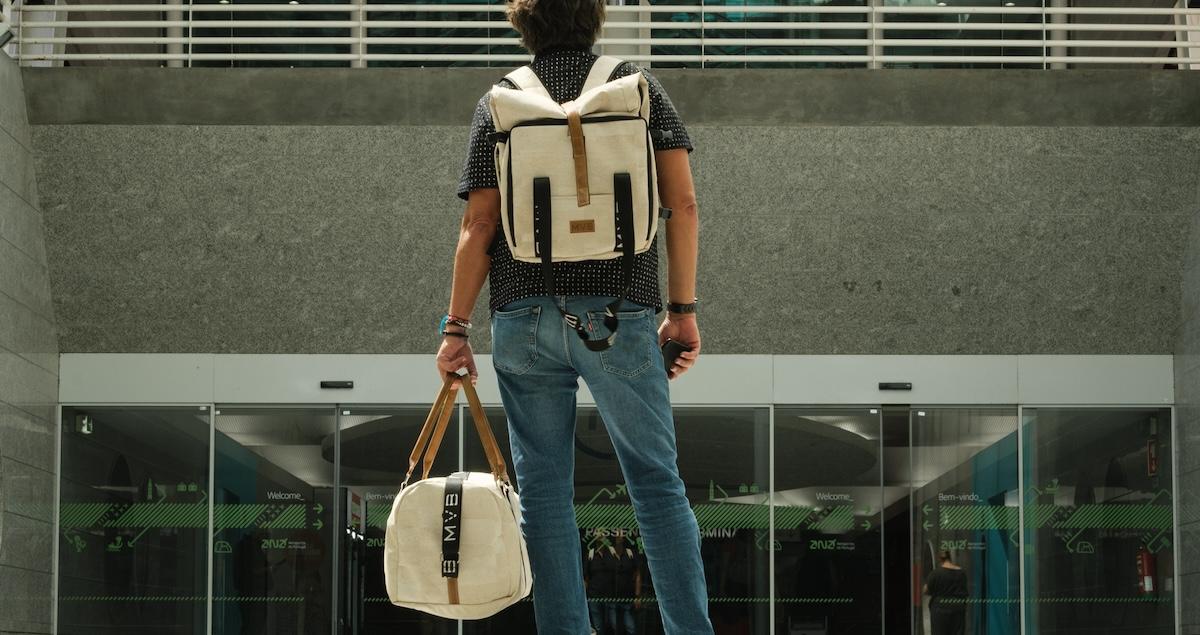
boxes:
[62,501,1171,533]
[938,506,1019,530]
[1055,504,1172,530]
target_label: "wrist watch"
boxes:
[667,298,698,315]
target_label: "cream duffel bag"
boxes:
[383,373,532,619]
[488,55,662,351]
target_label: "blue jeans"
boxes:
[490,295,713,635]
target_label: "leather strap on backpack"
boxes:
[563,101,590,207]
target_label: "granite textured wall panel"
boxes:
[0,53,58,635]
[1176,167,1200,634]
[30,123,1200,355]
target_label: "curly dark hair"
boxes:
[506,0,606,55]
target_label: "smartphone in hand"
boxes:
[661,338,693,372]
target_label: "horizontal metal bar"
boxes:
[878,22,1200,32]
[19,35,885,48]
[877,39,1197,49]
[20,20,1200,36]
[880,6,1200,16]
[16,37,1190,53]
[21,20,362,28]
[21,48,1189,65]
[17,3,1200,17]
[880,55,1175,64]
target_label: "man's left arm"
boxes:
[437,188,499,385]
[448,188,499,318]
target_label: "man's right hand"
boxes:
[657,315,701,380]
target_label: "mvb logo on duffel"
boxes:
[441,481,463,577]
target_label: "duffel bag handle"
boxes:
[402,373,511,489]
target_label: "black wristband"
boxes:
[667,300,698,314]
[442,330,469,339]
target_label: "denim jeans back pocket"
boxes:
[585,305,655,377]
[491,304,541,375]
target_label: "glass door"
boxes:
[211,406,337,635]
[336,406,458,635]
[909,408,1020,635]
[773,407,883,634]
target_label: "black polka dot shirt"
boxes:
[456,47,694,315]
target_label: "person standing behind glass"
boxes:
[585,532,643,635]
[924,550,968,635]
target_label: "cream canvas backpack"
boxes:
[488,55,665,351]
[384,374,532,619]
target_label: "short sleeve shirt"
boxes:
[456,48,693,314]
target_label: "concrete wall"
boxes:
[1178,177,1200,634]
[0,54,58,634]
[19,69,1200,356]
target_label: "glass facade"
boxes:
[56,0,1170,70]
[55,403,1178,634]
[1022,409,1176,635]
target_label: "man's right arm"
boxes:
[656,147,699,307]
[655,147,702,379]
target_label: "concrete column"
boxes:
[868,0,881,70]
[1178,0,1198,70]
[166,0,183,67]
[599,0,645,65]
[350,0,365,69]
[1049,0,1068,70]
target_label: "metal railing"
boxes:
[9,1,1200,69]
[0,0,19,52]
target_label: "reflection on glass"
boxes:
[1022,408,1175,635]
[212,407,336,634]
[57,406,210,635]
[774,408,882,634]
[338,406,458,635]
[190,0,351,69]
[648,0,870,69]
[911,408,1019,635]
[881,0,1043,70]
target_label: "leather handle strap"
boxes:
[421,383,459,480]
[403,373,512,487]
[404,377,456,486]
[460,376,511,484]
[564,102,590,207]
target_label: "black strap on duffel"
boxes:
[441,472,465,579]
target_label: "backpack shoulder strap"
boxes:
[504,65,553,101]
[580,55,625,95]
